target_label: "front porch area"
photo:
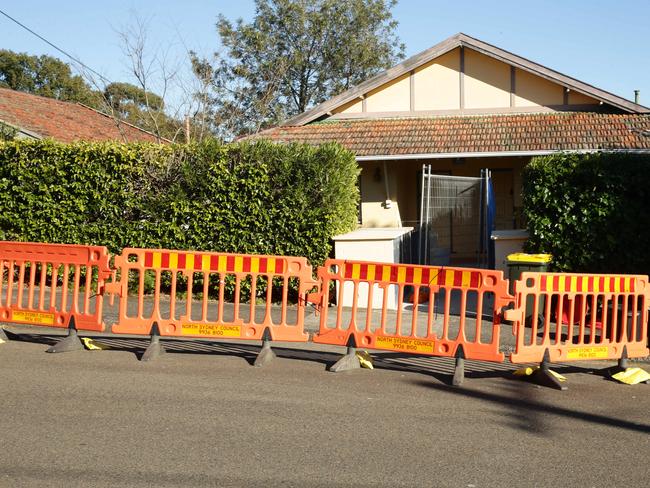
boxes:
[357,155,531,267]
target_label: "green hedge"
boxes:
[0,139,359,267]
[522,152,650,275]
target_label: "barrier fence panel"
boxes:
[0,241,112,331]
[311,259,512,362]
[106,248,318,342]
[506,272,650,364]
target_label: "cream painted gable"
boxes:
[332,47,599,117]
[287,33,646,126]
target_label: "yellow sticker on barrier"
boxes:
[181,324,241,337]
[375,336,435,354]
[567,346,609,360]
[11,310,55,325]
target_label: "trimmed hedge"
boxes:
[522,152,650,275]
[0,139,360,267]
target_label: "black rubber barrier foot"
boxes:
[254,341,276,367]
[254,329,275,367]
[46,316,84,353]
[0,326,8,344]
[141,322,165,362]
[329,346,362,372]
[532,349,568,391]
[452,345,465,386]
[607,345,629,377]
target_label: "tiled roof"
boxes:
[0,87,163,143]
[252,113,650,156]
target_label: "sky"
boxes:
[1,0,649,110]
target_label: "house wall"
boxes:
[337,99,363,114]
[514,68,564,107]
[332,47,599,116]
[365,74,411,112]
[413,49,461,111]
[359,161,402,227]
[464,49,511,109]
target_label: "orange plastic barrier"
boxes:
[106,248,318,341]
[0,241,111,331]
[311,259,512,362]
[505,272,649,363]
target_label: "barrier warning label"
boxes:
[375,336,434,354]
[181,324,241,337]
[567,346,609,360]
[11,310,55,325]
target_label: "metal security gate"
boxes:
[418,165,494,267]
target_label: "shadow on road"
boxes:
[410,379,650,435]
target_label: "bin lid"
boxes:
[507,252,552,264]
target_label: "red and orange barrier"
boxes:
[312,259,512,363]
[505,271,649,364]
[106,248,318,342]
[0,241,111,331]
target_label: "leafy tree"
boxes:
[103,82,179,139]
[192,0,405,138]
[0,50,100,107]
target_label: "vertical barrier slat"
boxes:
[427,288,436,337]
[201,272,209,321]
[555,294,563,345]
[71,265,81,314]
[60,264,69,312]
[7,261,15,306]
[578,295,587,344]
[410,285,419,337]
[280,275,288,325]
[350,280,359,331]
[458,289,467,341]
[50,264,59,311]
[169,271,177,320]
[475,291,484,343]
[16,262,25,307]
[152,270,161,322]
[185,272,193,321]
[27,262,36,309]
[380,285,388,334]
[233,275,241,322]
[442,289,451,340]
[621,294,629,344]
[365,282,374,332]
[542,292,551,345]
[84,265,92,315]
[249,273,257,324]
[38,263,46,312]
[395,284,404,336]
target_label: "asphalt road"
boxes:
[1,327,649,488]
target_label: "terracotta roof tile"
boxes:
[0,87,163,143]
[250,113,650,156]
